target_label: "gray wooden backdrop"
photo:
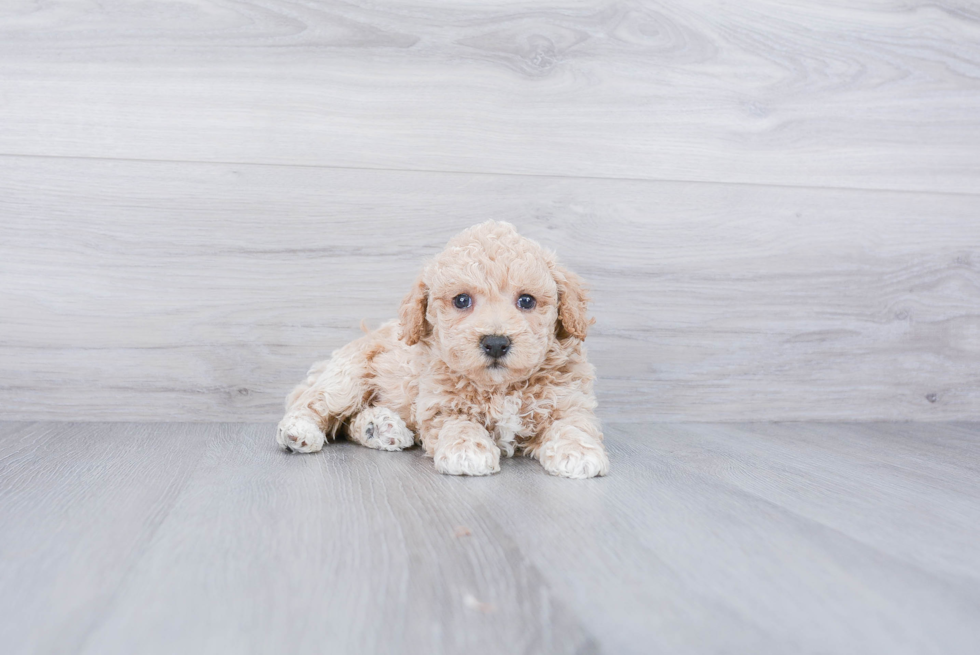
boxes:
[1,0,979,422]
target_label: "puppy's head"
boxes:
[399,221,592,385]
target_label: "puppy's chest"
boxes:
[484,392,543,456]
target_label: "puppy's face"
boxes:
[399,222,591,386]
[428,252,559,386]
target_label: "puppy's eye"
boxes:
[452,294,472,310]
[517,294,536,310]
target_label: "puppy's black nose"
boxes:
[480,334,511,359]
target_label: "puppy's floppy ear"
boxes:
[551,262,594,341]
[398,274,430,345]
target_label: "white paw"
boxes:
[350,407,415,451]
[538,429,609,479]
[434,437,501,476]
[276,414,326,453]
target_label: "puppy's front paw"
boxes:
[276,414,325,453]
[351,407,414,451]
[538,429,609,479]
[434,437,501,476]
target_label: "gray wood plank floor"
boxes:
[2,422,978,654]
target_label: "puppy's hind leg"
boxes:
[276,341,372,453]
[349,406,415,452]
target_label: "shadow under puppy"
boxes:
[276,221,609,478]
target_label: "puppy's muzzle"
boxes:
[480,334,511,360]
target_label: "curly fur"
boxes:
[276,221,609,478]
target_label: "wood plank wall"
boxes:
[1,1,978,421]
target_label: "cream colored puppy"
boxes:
[276,221,609,478]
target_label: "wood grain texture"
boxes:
[481,422,980,654]
[0,423,207,654]
[1,1,979,192]
[1,422,978,654]
[2,155,979,421]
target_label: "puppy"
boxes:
[276,221,609,478]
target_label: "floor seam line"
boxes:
[2,152,979,199]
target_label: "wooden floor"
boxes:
[2,422,978,654]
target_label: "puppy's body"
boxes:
[277,221,609,478]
